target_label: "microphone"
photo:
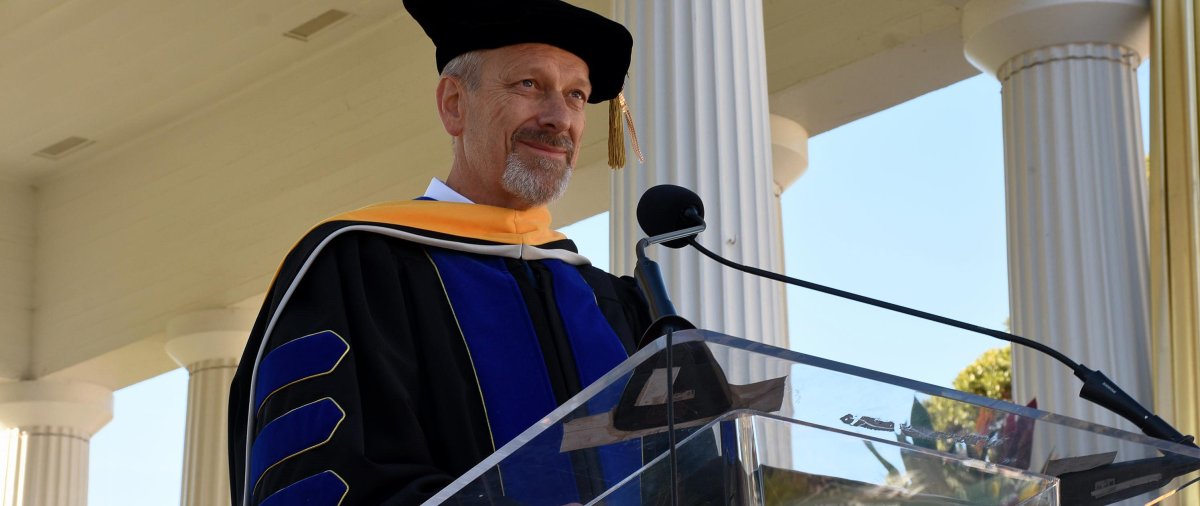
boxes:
[632,185,703,345]
[636,184,1198,450]
[637,184,705,248]
[621,184,708,506]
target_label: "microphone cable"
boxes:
[685,237,1197,448]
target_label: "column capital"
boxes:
[962,0,1149,77]
[770,114,809,194]
[0,380,113,437]
[165,308,255,368]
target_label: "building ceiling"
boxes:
[0,0,405,183]
[0,0,978,386]
[0,0,968,185]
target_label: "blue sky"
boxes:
[86,64,1153,505]
[779,71,1010,384]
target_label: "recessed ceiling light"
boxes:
[34,136,95,160]
[284,10,351,42]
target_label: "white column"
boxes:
[769,115,809,198]
[611,0,799,470]
[1,428,18,504]
[612,0,786,350]
[165,309,253,506]
[963,0,1152,452]
[0,381,113,506]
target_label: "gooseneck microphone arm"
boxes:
[635,225,705,320]
[686,237,1197,448]
[636,223,708,257]
[635,223,707,328]
[632,222,704,506]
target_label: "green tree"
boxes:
[924,346,1011,433]
[866,346,1038,503]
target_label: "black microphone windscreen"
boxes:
[637,184,705,248]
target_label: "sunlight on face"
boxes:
[459,44,591,208]
[501,127,576,205]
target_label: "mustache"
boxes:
[511,128,575,155]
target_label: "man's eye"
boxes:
[569,90,587,101]
[520,79,535,88]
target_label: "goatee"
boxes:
[501,128,575,206]
[501,152,572,207]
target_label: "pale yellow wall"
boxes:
[0,179,33,380]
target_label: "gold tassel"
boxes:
[608,96,625,169]
[607,93,645,169]
[620,93,644,164]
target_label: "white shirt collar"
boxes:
[423,178,474,204]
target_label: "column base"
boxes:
[0,381,112,506]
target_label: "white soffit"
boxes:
[0,0,405,182]
[19,0,983,385]
[765,0,976,136]
[0,0,967,183]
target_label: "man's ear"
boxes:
[436,77,466,137]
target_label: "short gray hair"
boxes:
[440,50,486,90]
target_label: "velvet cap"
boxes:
[403,0,632,104]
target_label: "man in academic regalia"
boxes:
[226,1,649,504]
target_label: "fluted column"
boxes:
[0,381,113,506]
[165,309,254,506]
[612,0,786,350]
[963,0,1152,454]
[611,0,800,469]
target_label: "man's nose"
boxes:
[536,93,573,133]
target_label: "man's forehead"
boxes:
[487,44,591,83]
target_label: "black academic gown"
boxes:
[227,201,651,505]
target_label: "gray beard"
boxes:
[501,152,572,207]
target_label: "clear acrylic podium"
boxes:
[426,330,1200,505]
